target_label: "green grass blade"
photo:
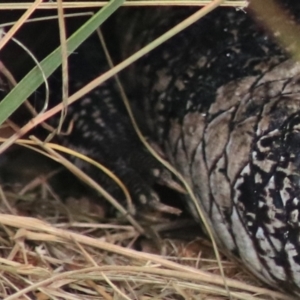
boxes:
[0,0,124,126]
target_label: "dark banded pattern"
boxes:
[57,3,300,295]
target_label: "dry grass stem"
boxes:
[0,1,248,10]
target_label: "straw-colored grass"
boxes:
[0,1,297,299]
[0,188,293,299]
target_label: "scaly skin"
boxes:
[57,4,300,295]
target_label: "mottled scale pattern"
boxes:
[59,3,300,295]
